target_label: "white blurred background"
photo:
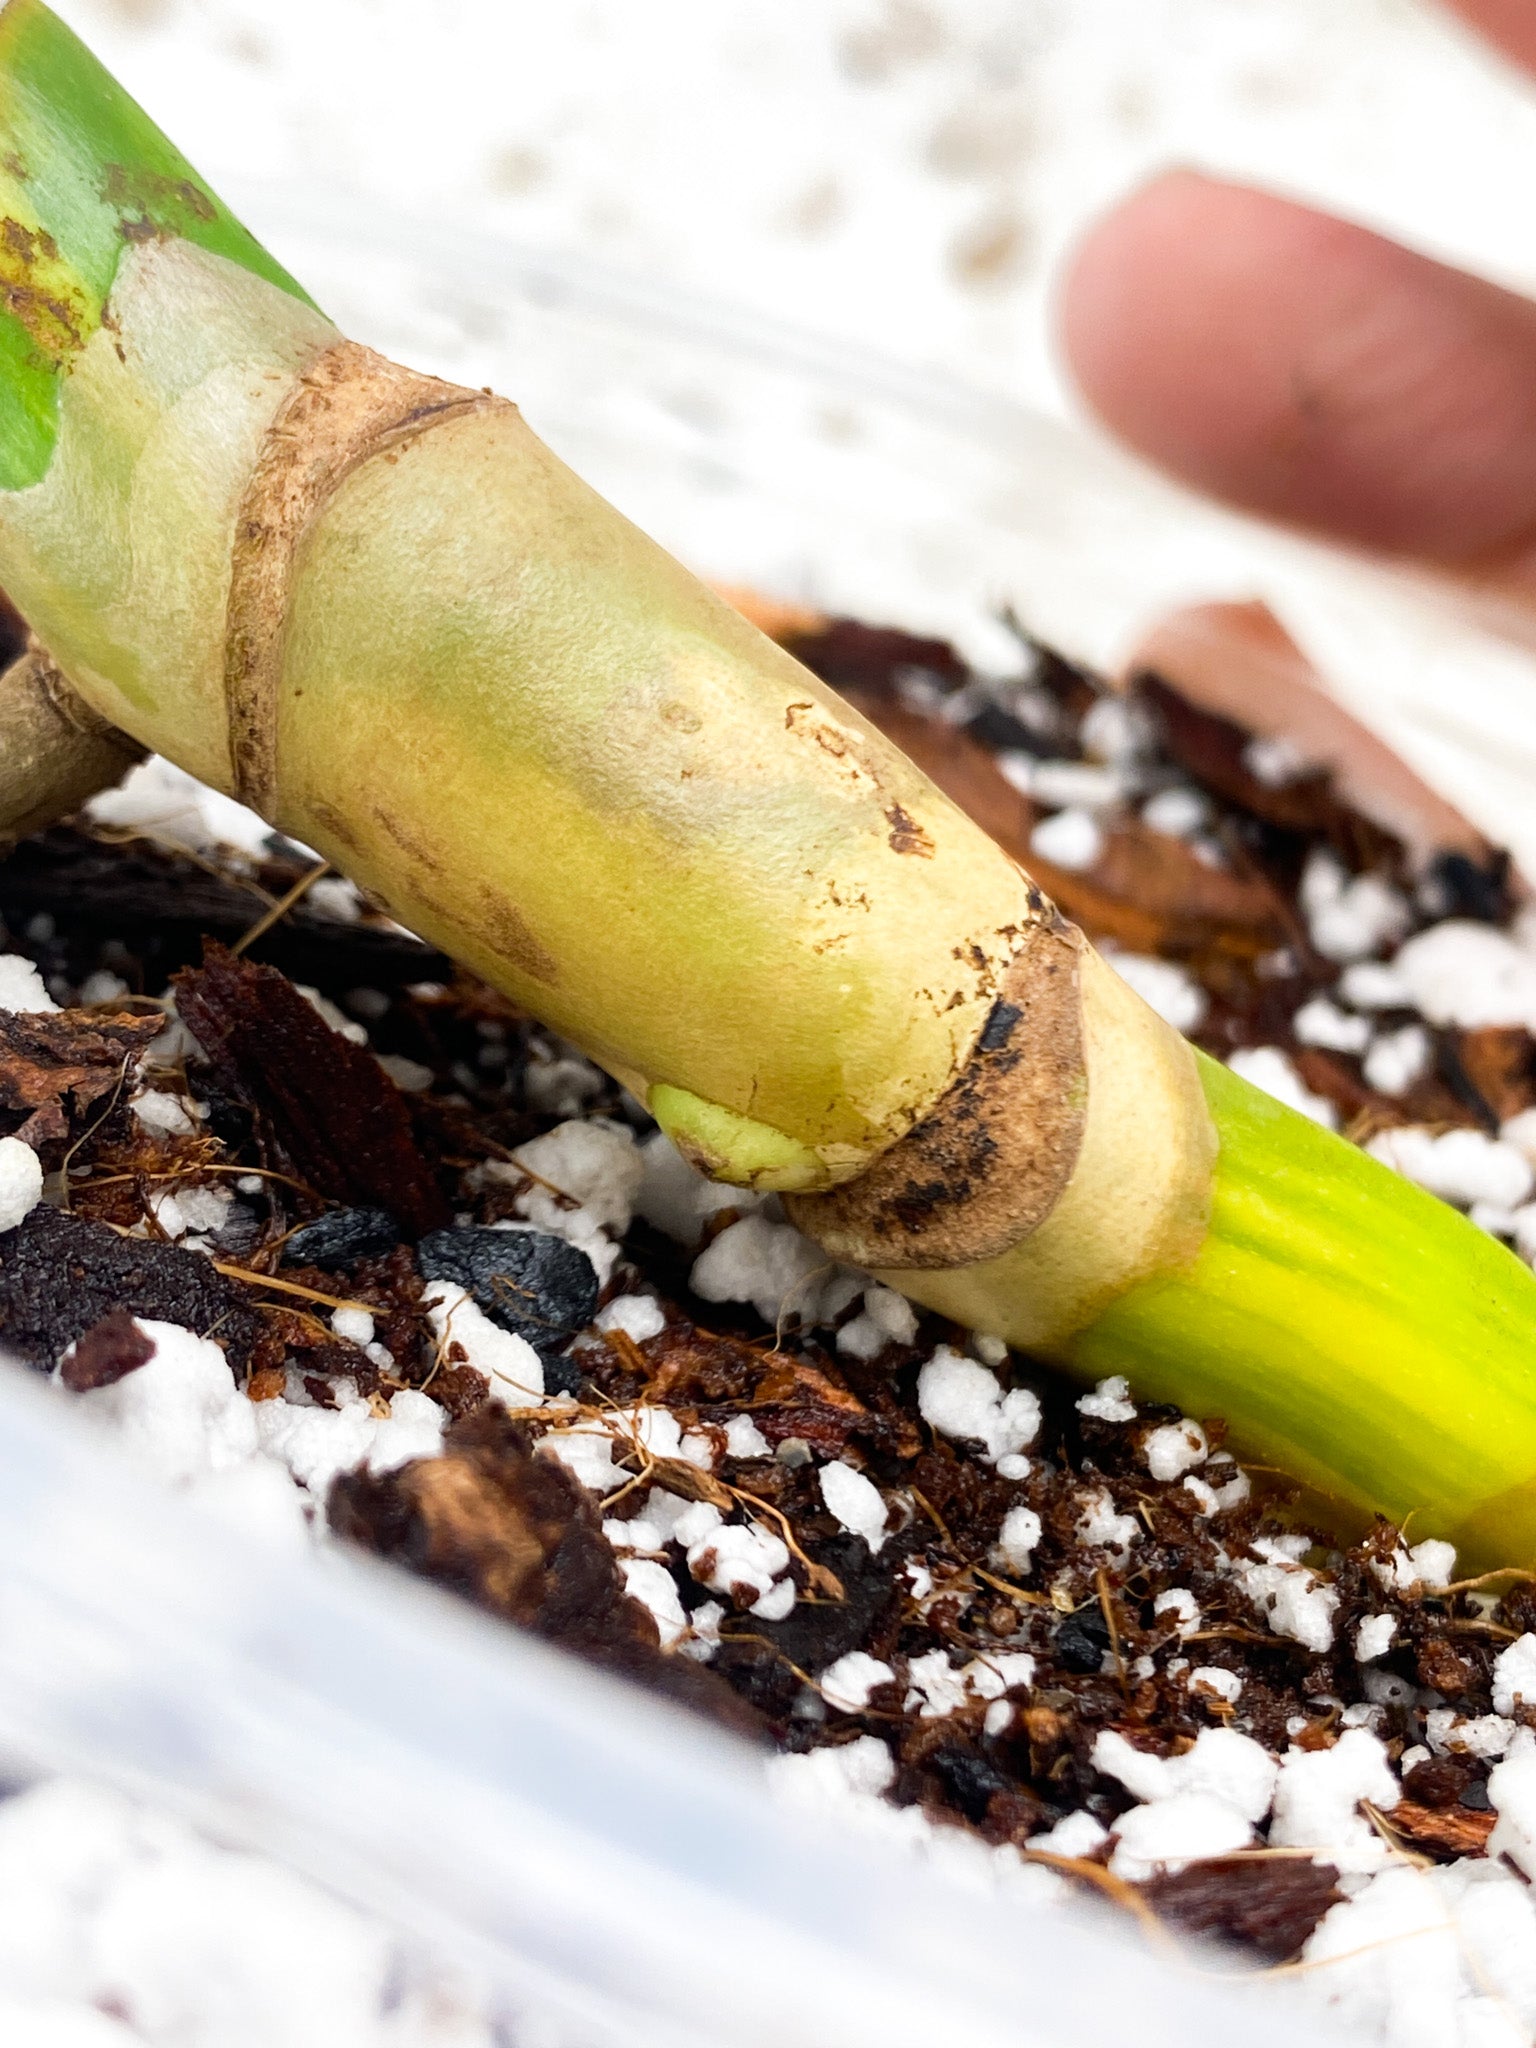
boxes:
[42,0,1536,865]
[47,0,1536,419]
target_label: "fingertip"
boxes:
[1056,172,1536,564]
[1055,167,1227,432]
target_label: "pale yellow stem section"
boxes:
[0,243,1034,1190]
[0,640,142,844]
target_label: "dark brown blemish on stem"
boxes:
[475,886,560,986]
[0,216,86,365]
[785,921,1087,1270]
[102,163,219,227]
[369,803,446,877]
[884,802,934,857]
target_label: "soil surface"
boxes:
[3,615,1534,1985]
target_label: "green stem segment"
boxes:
[1078,1059,1536,1567]
[0,0,314,490]
[0,0,1534,1566]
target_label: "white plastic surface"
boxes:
[0,1359,1327,2048]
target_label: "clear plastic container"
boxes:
[7,182,1520,2046]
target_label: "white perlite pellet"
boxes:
[0,1136,42,1232]
[992,1505,1042,1576]
[1425,1710,1516,1761]
[1374,1536,1457,1592]
[129,1088,199,1136]
[1006,758,1124,811]
[330,1305,375,1349]
[1153,1589,1201,1637]
[1142,1419,1207,1481]
[619,1558,688,1647]
[1188,1667,1241,1704]
[423,1280,545,1407]
[0,953,57,1013]
[1300,851,1410,964]
[1391,920,1536,1030]
[837,1282,918,1360]
[680,1507,793,1617]
[1237,1539,1339,1652]
[1225,1045,1338,1130]
[1076,1375,1136,1424]
[1028,806,1102,872]
[1491,1633,1536,1717]
[1367,1125,1534,1211]
[818,1459,888,1553]
[1292,996,1372,1055]
[594,1291,667,1344]
[724,1413,771,1459]
[1355,1614,1397,1664]
[1361,1022,1431,1096]
[1488,1748,1536,1882]
[1100,951,1207,1034]
[1140,785,1207,837]
[1075,1487,1141,1560]
[1270,1728,1400,1873]
[633,1131,759,1246]
[820,1651,895,1712]
[916,1347,1039,1469]
[691,1212,859,1327]
[1243,734,1309,788]
[1110,1792,1253,1882]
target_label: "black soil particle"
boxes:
[417,1226,599,1358]
[0,1206,259,1370]
[281,1206,401,1271]
[1053,1606,1113,1675]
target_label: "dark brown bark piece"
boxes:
[1144,1856,1343,1959]
[1454,1028,1536,1125]
[58,1307,155,1390]
[840,691,1291,958]
[0,826,450,992]
[0,1005,162,1146]
[1132,671,1404,876]
[175,941,448,1237]
[329,1406,763,1739]
[1386,1798,1496,1859]
[735,1532,903,1674]
[784,618,970,697]
[0,1204,259,1369]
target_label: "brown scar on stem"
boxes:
[101,163,218,225]
[473,885,560,985]
[783,699,887,789]
[786,917,1089,1269]
[884,802,934,857]
[367,802,447,877]
[0,231,87,363]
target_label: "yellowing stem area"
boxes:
[273,404,1032,1179]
